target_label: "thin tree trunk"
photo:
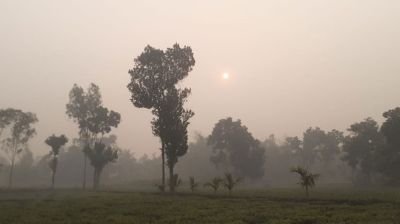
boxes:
[305,186,309,198]
[161,143,165,192]
[83,154,87,189]
[8,154,15,189]
[169,165,174,193]
[93,168,97,190]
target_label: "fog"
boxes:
[1,0,400,158]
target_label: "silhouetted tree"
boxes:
[86,142,118,190]
[379,108,400,183]
[223,173,242,195]
[204,177,223,193]
[0,109,38,188]
[45,134,68,189]
[152,87,193,192]
[291,166,319,198]
[342,118,384,185]
[208,117,265,179]
[66,83,102,189]
[127,44,195,191]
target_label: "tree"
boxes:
[204,177,223,193]
[223,173,242,196]
[152,87,194,192]
[341,118,384,185]
[0,108,38,188]
[208,117,265,179]
[127,44,195,191]
[45,134,68,189]
[379,108,400,183]
[66,83,102,189]
[291,166,320,198]
[189,176,199,192]
[86,142,118,189]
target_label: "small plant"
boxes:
[204,177,223,193]
[223,173,242,195]
[169,174,182,192]
[155,184,166,193]
[189,176,199,192]
[291,166,320,198]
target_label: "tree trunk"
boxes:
[305,185,309,198]
[8,154,16,189]
[83,154,87,189]
[93,168,98,190]
[169,165,174,193]
[51,157,57,189]
[161,143,165,192]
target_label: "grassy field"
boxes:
[0,188,399,224]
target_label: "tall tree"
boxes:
[127,44,195,190]
[379,107,400,183]
[0,109,38,188]
[45,134,68,189]
[208,117,266,179]
[342,118,384,184]
[66,83,102,189]
[85,106,121,189]
[152,87,194,192]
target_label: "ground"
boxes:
[0,188,399,224]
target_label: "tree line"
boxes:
[0,43,399,191]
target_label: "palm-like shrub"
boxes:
[223,173,242,195]
[291,166,320,198]
[189,176,199,192]
[204,177,223,193]
[169,174,182,192]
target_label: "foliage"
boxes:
[86,142,118,189]
[341,118,384,185]
[168,174,182,192]
[208,117,266,179]
[291,166,320,198]
[0,108,38,188]
[223,173,242,195]
[127,44,195,192]
[204,177,223,193]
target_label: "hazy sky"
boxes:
[1,0,399,156]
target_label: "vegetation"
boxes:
[127,44,195,192]
[45,134,68,189]
[0,109,38,188]
[204,177,223,193]
[223,173,242,195]
[291,166,320,198]
[0,189,399,224]
[189,176,199,192]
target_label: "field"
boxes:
[0,188,399,224]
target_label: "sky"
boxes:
[1,0,400,156]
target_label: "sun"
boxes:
[223,72,230,80]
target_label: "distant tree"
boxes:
[86,142,118,190]
[342,118,384,185]
[204,177,223,193]
[127,44,195,191]
[189,176,199,192]
[45,134,68,189]
[66,83,102,189]
[208,117,265,179]
[379,108,400,183]
[0,109,38,188]
[223,173,242,196]
[291,166,320,198]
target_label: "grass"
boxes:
[0,188,399,224]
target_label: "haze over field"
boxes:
[1,0,400,156]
